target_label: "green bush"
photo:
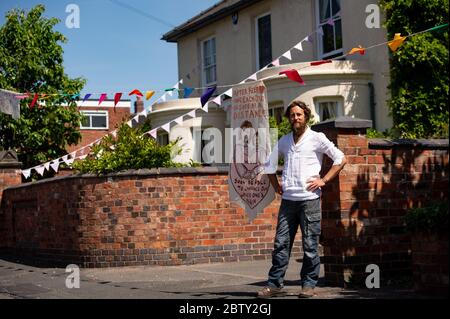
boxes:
[72,123,194,174]
[402,201,449,232]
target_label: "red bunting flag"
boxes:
[310,60,332,66]
[114,93,122,112]
[30,93,39,108]
[99,93,107,105]
[279,69,304,85]
[128,89,143,97]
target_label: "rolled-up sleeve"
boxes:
[317,133,345,165]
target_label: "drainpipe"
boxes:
[368,82,376,129]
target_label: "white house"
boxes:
[152,0,392,163]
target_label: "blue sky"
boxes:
[0,0,218,103]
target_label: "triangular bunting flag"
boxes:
[187,110,196,118]
[184,87,194,98]
[30,93,39,108]
[22,169,31,179]
[271,59,280,67]
[317,26,324,36]
[50,161,59,173]
[128,89,143,97]
[279,69,305,85]
[35,165,45,176]
[247,73,257,81]
[79,155,88,160]
[326,17,335,26]
[388,33,406,52]
[159,94,167,103]
[114,93,122,111]
[111,130,117,137]
[294,42,303,51]
[82,93,91,103]
[44,162,50,171]
[203,102,210,113]
[126,120,133,127]
[174,116,184,125]
[99,93,107,105]
[348,46,365,55]
[145,91,155,100]
[200,86,216,107]
[212,95,222,105]
[161,122,171,133]
[148,128,158,139]
[224,89,233,97]
[282,51,292,61]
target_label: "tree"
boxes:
[0,5,85,170]
[380,0,449,138]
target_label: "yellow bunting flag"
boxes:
[145,90,155,100]
[388,33,406,52]
[348,45,365,55]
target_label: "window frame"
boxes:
[80,110,109,130]
[255,12,272,70]
[157,132,169,146]
[315,0,343,60]
[314,97,344,122]
[201,36,217,87]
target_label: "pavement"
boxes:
[0,256,435,300]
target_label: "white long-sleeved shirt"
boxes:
[265,127,345,201]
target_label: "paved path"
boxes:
[0,257,431,299]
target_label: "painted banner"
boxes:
[229,80,275,221]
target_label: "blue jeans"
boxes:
[267,198,321,289]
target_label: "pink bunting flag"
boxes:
[99,93,107,105]
[326,17,335,26]
[212,96,222,105]
[272,59,280,67]
[279,69,305,85]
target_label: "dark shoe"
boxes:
[257,286,284,298]
[298,286,316,298]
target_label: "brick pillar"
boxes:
[0,150,22,204]
[311,117,373,287]
[134,96,144,114]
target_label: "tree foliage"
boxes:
[380,0,449,138]
[0,5,85,169]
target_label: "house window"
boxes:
[202,37,216,85]
[80,111,108,129]
[269,105,284,124]
[256,13,272,69]
[317,0,342,59]
[315,100,342,122]
[157,132,169,146]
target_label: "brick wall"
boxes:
[0,151,22,205]
[0,168,300,267]
[411,229,448,297]
[313,118,449,286]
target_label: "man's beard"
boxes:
[291,121,307,135]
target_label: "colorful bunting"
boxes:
[326,17,335,26]
[129,89,143,96]
[348,46,365,55]
[145,90,155,100]
[30,93,39,108]
[114,92,122,111]
[99,93,107,105]
[200,86,216,107]
[184,87,194,98]
[279,69,304,85]
[82,93,91,103]
[388,33,406,52]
